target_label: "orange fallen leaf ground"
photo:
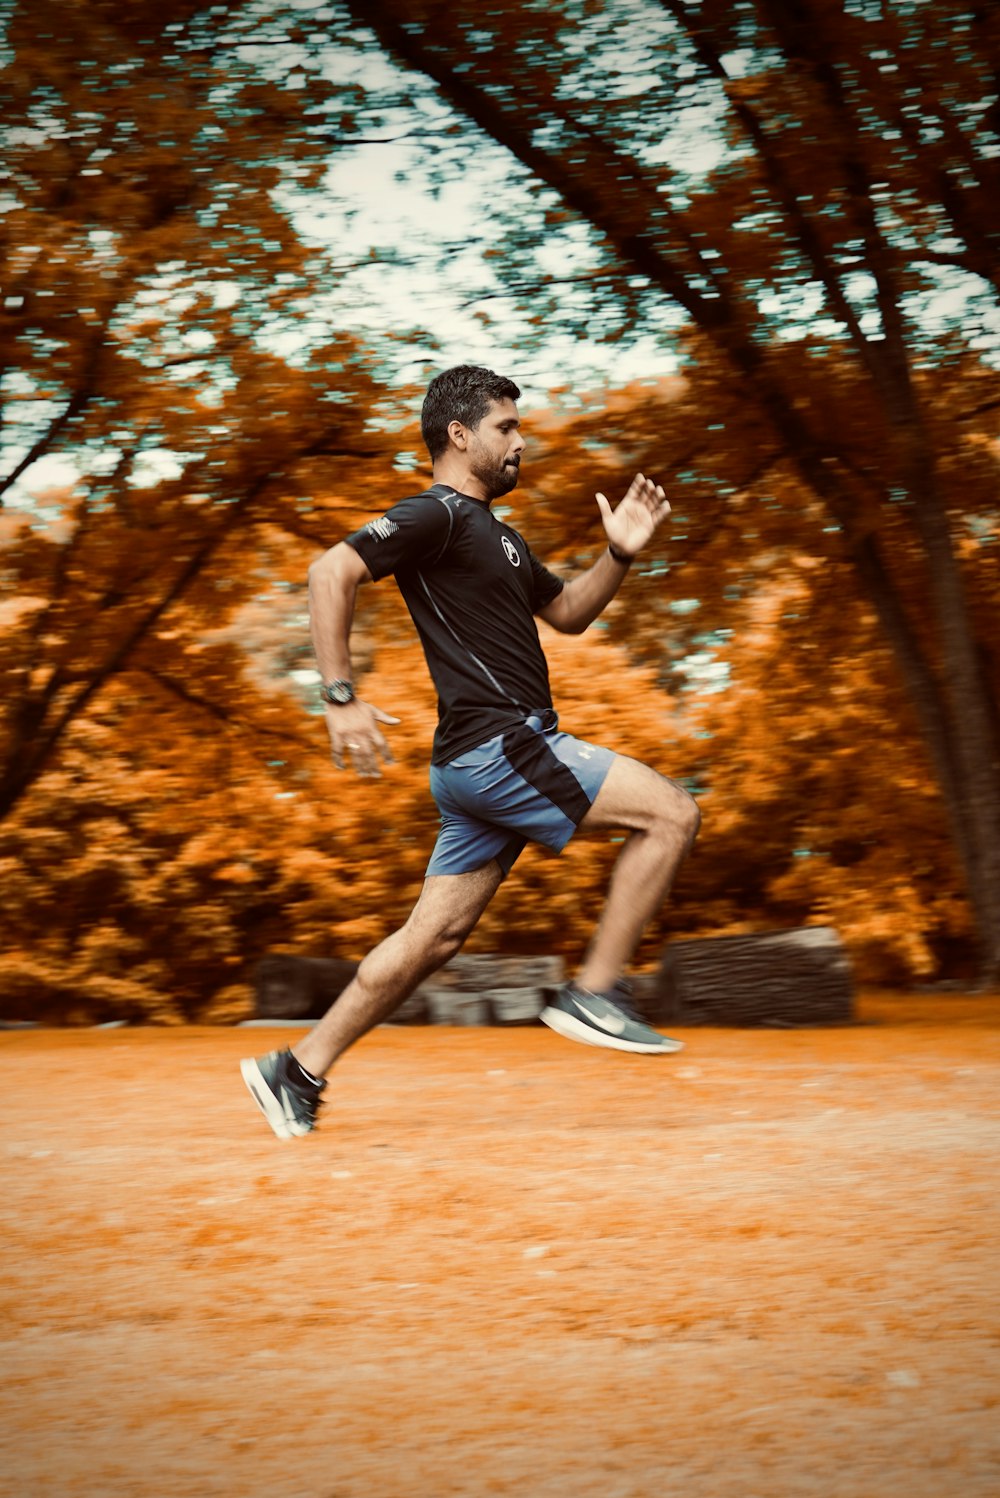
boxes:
[2,994,999,1498]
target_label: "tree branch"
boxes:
[136,666,318,749]
[0,388,92,506]
[0,461,285,819]
[660,0,900,397]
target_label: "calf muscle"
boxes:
[292,861,505,1077]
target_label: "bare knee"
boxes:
[428,925,469,969]
[679,787,701,843]
[408,907,477,971]
[653,778,701,846]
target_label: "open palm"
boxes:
[596,473,671,558]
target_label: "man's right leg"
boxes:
[540,753,700,1055]
[241,860,505,1137]
[574,754,701,994]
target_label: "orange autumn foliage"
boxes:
[4,3,1000,1021]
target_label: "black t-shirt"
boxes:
[344,484,565,764]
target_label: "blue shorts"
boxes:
[427,711,616,878]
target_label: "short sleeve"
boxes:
[528,547,564,611]
[344,492,453,582]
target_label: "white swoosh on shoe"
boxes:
[280,1085,310,1134]
[575,999,628,1035]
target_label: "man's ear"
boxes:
[447,419,467,450]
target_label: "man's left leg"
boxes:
[540,753,699,1054]
[293,861,505,1078]
[241,861,505,1138]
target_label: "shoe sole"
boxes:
[240,1057,301,1140]
[539,1005,684,1055]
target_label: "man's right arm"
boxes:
[307,541,399,777]
[308,540,371,684]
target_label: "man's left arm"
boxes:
[538,473,670,635]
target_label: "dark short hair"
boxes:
[420,365,521,460]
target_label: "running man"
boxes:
[242,365,700,1138]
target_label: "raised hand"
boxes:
[595,473,671,560]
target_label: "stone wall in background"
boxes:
[253,928,855,1029]
[652,927,854,1027]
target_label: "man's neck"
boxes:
[431,459,491,505]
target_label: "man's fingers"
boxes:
[623,473,666,510]
[354,755,381,779]
[368,729,395,767]
[332,731,395,778]
[626,474,669,526]
[372,708,401,725]
[636,478,664,506]
[609,474,668,514]
[343,742,378,777]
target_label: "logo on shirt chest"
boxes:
[501,535,521,568]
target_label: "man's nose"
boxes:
[511,430,526,455]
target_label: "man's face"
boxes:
[466,397,525,500]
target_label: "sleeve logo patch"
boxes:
[366,516,399,542]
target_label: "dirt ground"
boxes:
[2,993,999,1498]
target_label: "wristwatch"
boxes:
[607,541,635,565]
[320,679,355,705]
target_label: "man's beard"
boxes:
[471,450,520,500]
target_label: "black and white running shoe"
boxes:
[540,981,683,1055]
[240,1049,325,1139]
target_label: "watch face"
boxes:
[325,680,354,704]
